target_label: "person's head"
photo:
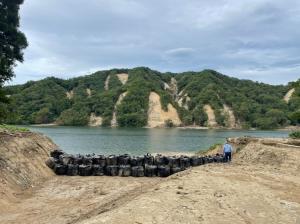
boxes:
[226,138,230,144]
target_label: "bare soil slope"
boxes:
[0,132,57,208]
[1,135,300,224]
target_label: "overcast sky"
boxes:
[10,0,300,85]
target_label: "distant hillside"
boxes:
[3,67,300,129]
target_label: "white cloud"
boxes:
[10,0,300,85]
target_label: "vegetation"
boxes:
[0,124,29,133]
[2,67,300,129]
[289,131,300,139]
[0,0,28,121]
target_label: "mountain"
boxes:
[3,67,300,129]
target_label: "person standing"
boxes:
[223,139,233,162]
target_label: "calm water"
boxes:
[24,126,290,156]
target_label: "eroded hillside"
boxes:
[3,68,300,129]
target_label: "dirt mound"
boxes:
[0,132,57,207]
[284,88,295,102]
[148,92,181,127]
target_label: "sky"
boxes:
[10,0,300,85]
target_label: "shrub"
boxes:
[289,131,300,139]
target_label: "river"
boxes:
[24,126,290,155]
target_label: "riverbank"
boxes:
[0,131,299,224]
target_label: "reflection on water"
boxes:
[24,126,290,155]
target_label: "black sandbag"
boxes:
[45,157,56,169]
[118,154,131,166]
[73,155,83,165]
[171,166,181,174]
[79,165,92,176]
[106,155,118,166]
[144,154,154,165]
[157,165,171,177]
[67,164,79,176]
[131,166,144,177]
[118,165,131,177]
[167,156,180,167]
[190,156,200,166]
[82,156,93,165]
[207,156,214,163]
[54,164,67,175]
[59,154,74,166]
[105,165,119,176]
[154,155,165,166]
[50,149,64,159]
[130,156,144,166]
[144,165,157,177]
[92,165,104,176]
[179,157,191,169]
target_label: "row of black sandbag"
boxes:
[46,150,227,177]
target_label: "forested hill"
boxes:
[2,67,300,129]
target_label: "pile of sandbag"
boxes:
[46,150,227,178]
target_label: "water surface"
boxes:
[24,126,290,155]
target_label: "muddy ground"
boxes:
[0,135,300,224]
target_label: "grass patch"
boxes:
[289,131,300,139]
[0,124,30,133]
[196,143,223,155]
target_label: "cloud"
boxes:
[10,0,300,85]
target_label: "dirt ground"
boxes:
[1,136,300,224]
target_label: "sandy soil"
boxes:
[66,90,74,100]
[204,104,218,127]
[223,104,237,128]
[111,92,128,127]
[284,88,295,102]
[1,136,300,224]
[116,73,129,85]
[89,113,103,127]
[148,92,181,128]
[105,75,110,91]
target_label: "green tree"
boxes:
[0,0,28,83]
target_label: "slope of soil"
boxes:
[86,88,91,97]
[204,104,218,127]
[284,88,295,102]
[0,132,57,208]
[88,113,102,127]
[104,75,110,91]
[148,92,181,127]
[223,104,237,128]
[66,90,74,99]
[111,92,128,127]
[116,73,128,85]
[1,136,300,224]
